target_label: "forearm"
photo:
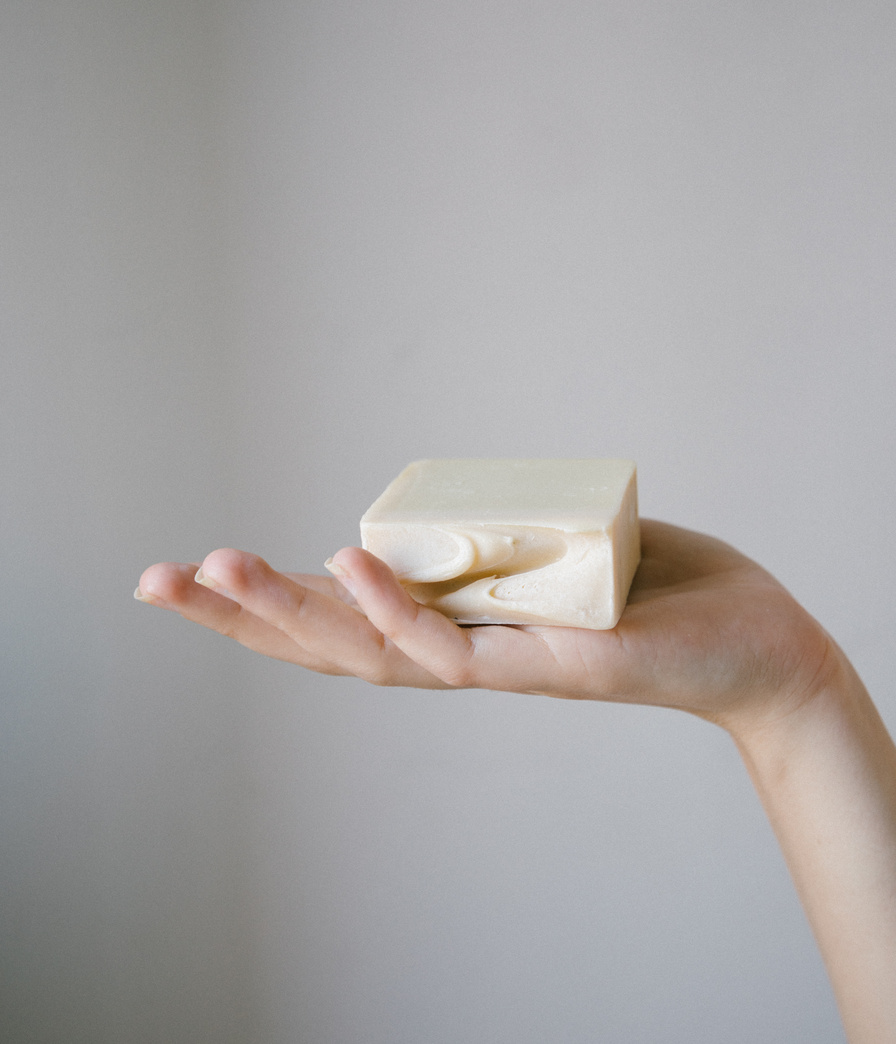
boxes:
[731,652,896,1043]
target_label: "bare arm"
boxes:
[733,660,896,1043]
[136,520,896,1041]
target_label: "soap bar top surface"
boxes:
[361,458,637,530]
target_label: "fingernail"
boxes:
[194,566,215,589]
[324,556,357,595]
[323,556,345,576]
[132,584,158,609]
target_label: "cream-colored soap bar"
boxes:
[360,459,640,629]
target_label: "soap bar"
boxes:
[360,459,640,629]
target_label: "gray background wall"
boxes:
[3,2,894,1041]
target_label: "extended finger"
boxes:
[193,549,450,687]
[136,560,346,670]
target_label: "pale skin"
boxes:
[136,520,896,1043]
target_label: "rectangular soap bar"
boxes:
[360,459,640,629]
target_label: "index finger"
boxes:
[325,547,590,694]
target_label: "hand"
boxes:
[136,520,837,736]
[137,520,896,1038]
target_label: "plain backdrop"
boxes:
[3,2,895,1041]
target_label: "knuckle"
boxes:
[441,639,480,689]
[438,662,475,689]
[362,665,393,687]
[216,604,245,642]
[285,582,309,615]
[359,634,396,687]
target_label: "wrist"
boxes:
[702,604,850,751]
